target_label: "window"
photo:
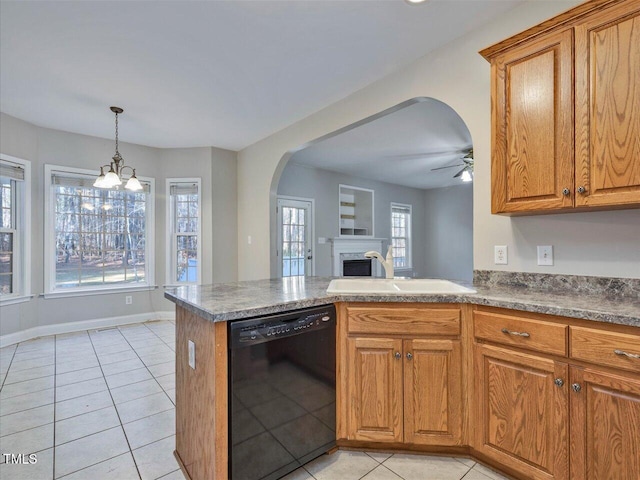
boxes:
[391,203,412,269]
[44,165,154,296]
[277,198,313,277]
[167,179,201,285]
[0,155,31,303]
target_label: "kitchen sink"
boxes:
[326,278,476,294]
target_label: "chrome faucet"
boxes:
[365,246,395,279]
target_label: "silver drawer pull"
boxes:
[501,328,530,338]
[614,349,640,359]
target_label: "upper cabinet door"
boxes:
[575,3,640,207]
[492,29,574,214]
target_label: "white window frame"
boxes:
[44,164,155,298]
[0,154,32,306]
[391,202,412,270]
[166,178,202,286]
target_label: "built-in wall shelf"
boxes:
[339,184,374,237]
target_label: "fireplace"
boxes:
[331,238,385,277]
[343,258,372,277]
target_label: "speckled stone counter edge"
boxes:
[165,274,640,328]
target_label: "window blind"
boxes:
[392,204,411,215]
[0,161,25,181]
[52,173,151,193]
[170,183,198,195]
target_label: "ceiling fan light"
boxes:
[461,169,473,183]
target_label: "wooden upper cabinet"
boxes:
[491,29,574,213]
[575,3,640,207]
[483,0,640,215]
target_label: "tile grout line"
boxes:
[115,323,175,405]
[53,333,58,479]
[86,327,144,480]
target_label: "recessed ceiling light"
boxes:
[405,0,428,4]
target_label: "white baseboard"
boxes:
[0,310,176,348]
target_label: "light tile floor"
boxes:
[1,320,510,480]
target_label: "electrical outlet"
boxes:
[537,245,554,266]
[247,235,252,245]
[188,340,196,369]
[125,295,133,305]
[494,245,508,265]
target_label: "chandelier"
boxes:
[93,106,143,191]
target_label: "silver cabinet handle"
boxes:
[577,186,586,194]
[406,352,413,360]
[562,188,570,196]
[554,378,564,387]
[614,349,640,359]
[394,351,401,360]
[501,328,530,338]
[572,383,581,393]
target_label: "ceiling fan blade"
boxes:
[387,148,472,159]
[453,167,467,178]
[431,163,464,172]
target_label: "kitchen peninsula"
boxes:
[165,274,640,480]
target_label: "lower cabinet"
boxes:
[346,336,403,443]
[340,303,639,479]
[473,343,569,480]
[404,338,462,446]
[341,303,464,447]
[473,307,640,480]
[570,367,640,480]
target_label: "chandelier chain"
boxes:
[114,111,119,157]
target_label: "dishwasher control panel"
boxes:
[229,305,335,348]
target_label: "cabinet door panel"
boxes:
[575,4,640,207]
[570,367,640,480]
[474,344,569,480]
[404,339,462,446]
[346,337,403,442]
[492,29,573,213]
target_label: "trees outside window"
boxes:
[45,165,154,295]
[391,203,412,269]
[167,179,200,285]
[0,155,30,302]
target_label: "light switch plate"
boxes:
[494,245,508,265]
[188,340,196,369]
[537,245,554,266]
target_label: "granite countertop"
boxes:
[164,276,640,328]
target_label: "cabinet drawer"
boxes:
[474,310,567,356]
[570,326,640,373]
[346,306,460,336]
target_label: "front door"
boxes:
[277,197,313,277]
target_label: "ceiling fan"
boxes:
[430,148,474,182]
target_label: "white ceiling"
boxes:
[290,98,473,190]
[0,0,521,151]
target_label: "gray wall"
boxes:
[0,113,238,336]
[277,162,429,277]
[236,0,637,282]
[423,184,473,281]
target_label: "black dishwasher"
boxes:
[229,305,336,480]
